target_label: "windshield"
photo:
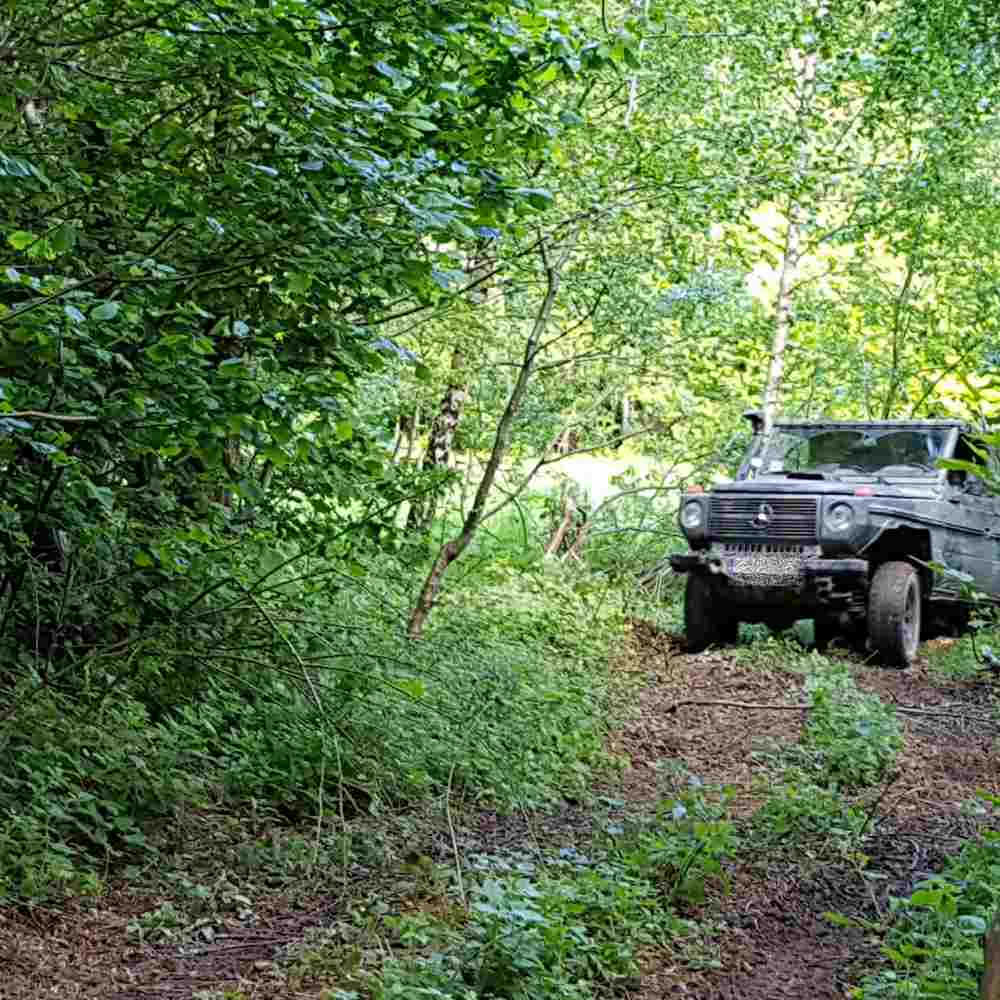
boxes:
[744,427,951,480]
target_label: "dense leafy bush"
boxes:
[0,544,625,901]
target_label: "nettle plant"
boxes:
[853,820,1000,999]
[797,666,902,789]
[752,778,867,850]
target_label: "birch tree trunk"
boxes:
[761,50,817,434]
[406,350,466,533]
[624,0,650,128]
[762,208,803,433]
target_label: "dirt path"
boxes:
[620,624,999,999]
[2,627,998,999]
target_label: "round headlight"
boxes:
[681,500,704,530]
[824,501,854,533]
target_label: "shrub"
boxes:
[797,665,902,788]
[0,544,626,900]
[851,822,1000,998]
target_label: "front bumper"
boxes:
[670,551,867,580]
[669,549,868,606]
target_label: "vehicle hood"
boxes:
[710,478,941,499]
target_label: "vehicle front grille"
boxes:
[721,543,809,556]
[708,495,818,542]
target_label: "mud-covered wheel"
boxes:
[684,574,737,652]
[868,561,922,667]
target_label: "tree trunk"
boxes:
[402,406,419,463]
[406,350,466,534]
[761,210,801,434]
[407,236,573,638]
[405,244,497,534]
[760,50,817,435]
[425,363,466,472]
[624,0,651,128]
[983,913,1000,1000]
[544,494,576,557]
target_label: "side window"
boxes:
[953,435,992,497]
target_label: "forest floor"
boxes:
[2,624,999,999]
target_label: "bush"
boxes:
[852,820,1000,999]
[797,664,902,788]
[0,542,626,900]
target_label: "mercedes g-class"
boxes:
[670,414,997,666]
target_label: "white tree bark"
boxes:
[624,0,651,128]
[761,50,817,434]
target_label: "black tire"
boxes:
[720,618,740,645]
[813,615,840,652]
[684,574,737,652]
[868,561,922,667]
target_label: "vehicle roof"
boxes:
[772,419,971,430]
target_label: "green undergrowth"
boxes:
[737,648,901,858]
[751,777,869,852]
[923,624,1000,681]
[798,664,903,789]
[734,640,902,789]
[0,543,629,903]
[849,808,1000,999]
[284,781,735,1000]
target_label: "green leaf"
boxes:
[374,61,411,89]
[91,301,120,321]
[397,678,427,699]
[513,187,553,208]
[335,420,353,442]
[7,230,34,250]
[64,304,85,323]
[51,222,78,253]
[217,358,246,377]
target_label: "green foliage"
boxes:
[752,779,867,850]
[0,0,614,665]
[604,780,738,909]
[286,784,735,1000]
[924,625,1000,681]
[0,547,624,900]
[797,665,903,789]
[852,818,1000,999]
[371,802,724,999]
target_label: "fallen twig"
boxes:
[894,704,998,723]
[664,699,811,714]
[663,699,997,724]
[3,409,98,423]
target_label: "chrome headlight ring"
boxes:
[681,499,705,531]
[823,501,854,533]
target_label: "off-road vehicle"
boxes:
[670,413,997,666]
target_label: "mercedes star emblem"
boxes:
[751,502,774,529]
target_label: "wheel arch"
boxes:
[864,526,933,594]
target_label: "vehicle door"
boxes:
[942,437,1000,594]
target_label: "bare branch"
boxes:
[3,410,97,423]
